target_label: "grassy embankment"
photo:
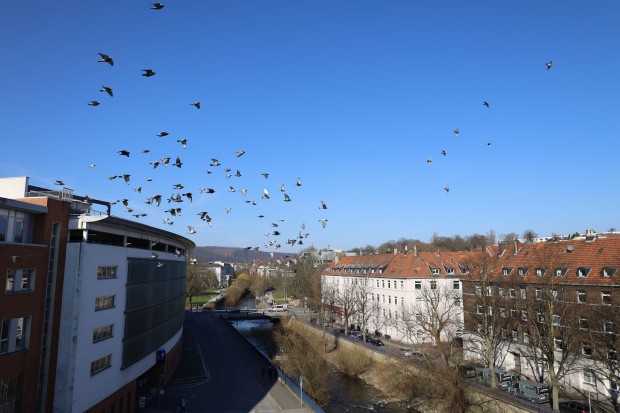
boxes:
[185,289,220,310]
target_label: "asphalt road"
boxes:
[143,311,312,413]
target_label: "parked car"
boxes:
[559,400,604,413]
[480,367,518,391]
[399,347,422,357]
[372,339,384,347]
[457,364,478,379]
[350,331,363,340]
[510,379,550,403]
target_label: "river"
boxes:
[231,312,413,412]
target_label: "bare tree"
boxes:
[354,277,374,341]
[522,229,538,243]
[337,281,359,333]
[463,253,515,389]
[519,252,581,412]
[185,259,217,309]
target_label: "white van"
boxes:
[271,304,288,312]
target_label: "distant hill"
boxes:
[193,246,293,264]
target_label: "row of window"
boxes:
[500,266,616,278]
[474,285,612,305]
[0,317,29,355]
[331,277,461,292]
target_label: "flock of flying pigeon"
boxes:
[66,3,332,253]
[427,59,553,194]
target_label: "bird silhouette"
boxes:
[235,151,246,157]
[146,195,162,207]
[190,102,200,109]
[483,101,490,108]
[54,180,64,186]
[161,157,171,166]
[173,184,184,189]
[320,200,327,209]
[441,149,446,156]
[546,60,553,70]
[151,2,164,9]
[183,193,193,203]
[454,128,459,137]
[157,131,169,137]
[262,188,270,199]
[210,159,220,166]
[173,156,182,168]
[118,150,130,157]
[319,219,328,228]
[100,86,113,97]
[142,69,156,77]
[283,193,291,202]
[89,163,96,169]
[98,53,114,66]
[295,177,302,186]
[427,157,432,165]
[150,161,160,169]
[444,186,450,193]
[487,142,492,147]
[122,174,131,185]
[88,100,100,106]
[177,139,187,149]
[261,173,269,179]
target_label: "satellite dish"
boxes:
[567,245,574,252]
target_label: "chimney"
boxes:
[514,240,518,255]
[414,244,418,257]
[393,249,398,255]
[404,245,408,256]
[334,255,339,265]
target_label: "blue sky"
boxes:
[1,1,619,252]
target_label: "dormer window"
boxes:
[431,268,440,275]
[445,267,455,275]
[502,268,512,276]
[576,267,591,278]
[555,268,567,277]
[602,267,617,278]
[518,268,528,276]
[536,268,546,277]
[459,265,469,275]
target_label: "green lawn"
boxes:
[186,290,220,309]
[271,290,289,304]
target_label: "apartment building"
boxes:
[0,181,70,413]
[321,248,480,343]
[461,236,620,402]
[1,177,195,413]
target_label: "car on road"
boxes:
[457,364,478,379]
[350,331,363,340]
[372,339,384,347]
[399,347,422,357]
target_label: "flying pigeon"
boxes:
[177,139,187,149]
[444,186,450,193]
[441,149,446,156]
[134,186,142,193]
[151,3,165,10]
[173,156,182,168]
[427,157,432,165]
[235,170,242,177]
[183,193,193,202]
[157,131,169,137]
[88,100,100,106]
[487,142,492,147]
[150,161,160,169]
[117,199,129,207]
[262,189,270,199]
[100,86,113,97]
[229,186,236,192]
[235,151,245,157]
[122,174,131,184]
[89,163,96,169]
[225,208,231,213]
[190,102,200,109]
[295,177,302,186]
[279,184,285,192]
[142,69,156,77]
[146,195,162,207]
[261,173,269,179]
[118,150,130,157]
[546,60,552,70]
[173,184,184,189]
[320,200,327,209]
[161,157,171,166]
[283,193,291,202]
[210,159,220,167]
[319,219,328,228]
[142,149,150,153]
[108,175,119,180]
[54,180,64,186]
[454,128,459,137]
[98,53,114,66]
[483,101,490,108]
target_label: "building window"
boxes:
[446,267,455,275]
[554,338,563,349]
[400,281,404,290]
[476,304,483,314]
[523,332,530,344]
[552,314,560,326]
[555,268,567,277]
[401,297,404,307]
[577,291,586,304]
[454,297,461,307]
[486,286,493,296]
[0,319,9,353]
[602,292,612,305]
[0,210,8,241]
[502,268,512,276]
[387,280,391,289]
[431,268,440,275]
[522,310,528,321]
[5,269,35,292]
[536,268,545,277]
[93,325,114,343]
[388,296,392,304]
[582,343,592,357]
[382,295,385,303]
[520,287,526,299]
[607,348,617,361]
[535,288,542,300]
[97,266,117,280]
[500,307,506,318]
[430,281,437,290]
[512,329,518,341]
[551,289,558,301]
[415,281,421,290]
[415,297,423,306]
[453,281,460,290]
[90,354,112,376]
[0,317,30,354]
[509,288,515,298]
[579,317,589,330]
[518,268,528,276]
[14,317,27,350]
[498,287,504,296]
[475,285,482,295]
[537,312,545,323]
[604,320,615,335]
[488,306,493,316]
[95,295,115,311]
[602,267,617,278]
[577,267,591,278]
[583,371,596,385]
[510,309,516,318]
[13,218,24,243]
